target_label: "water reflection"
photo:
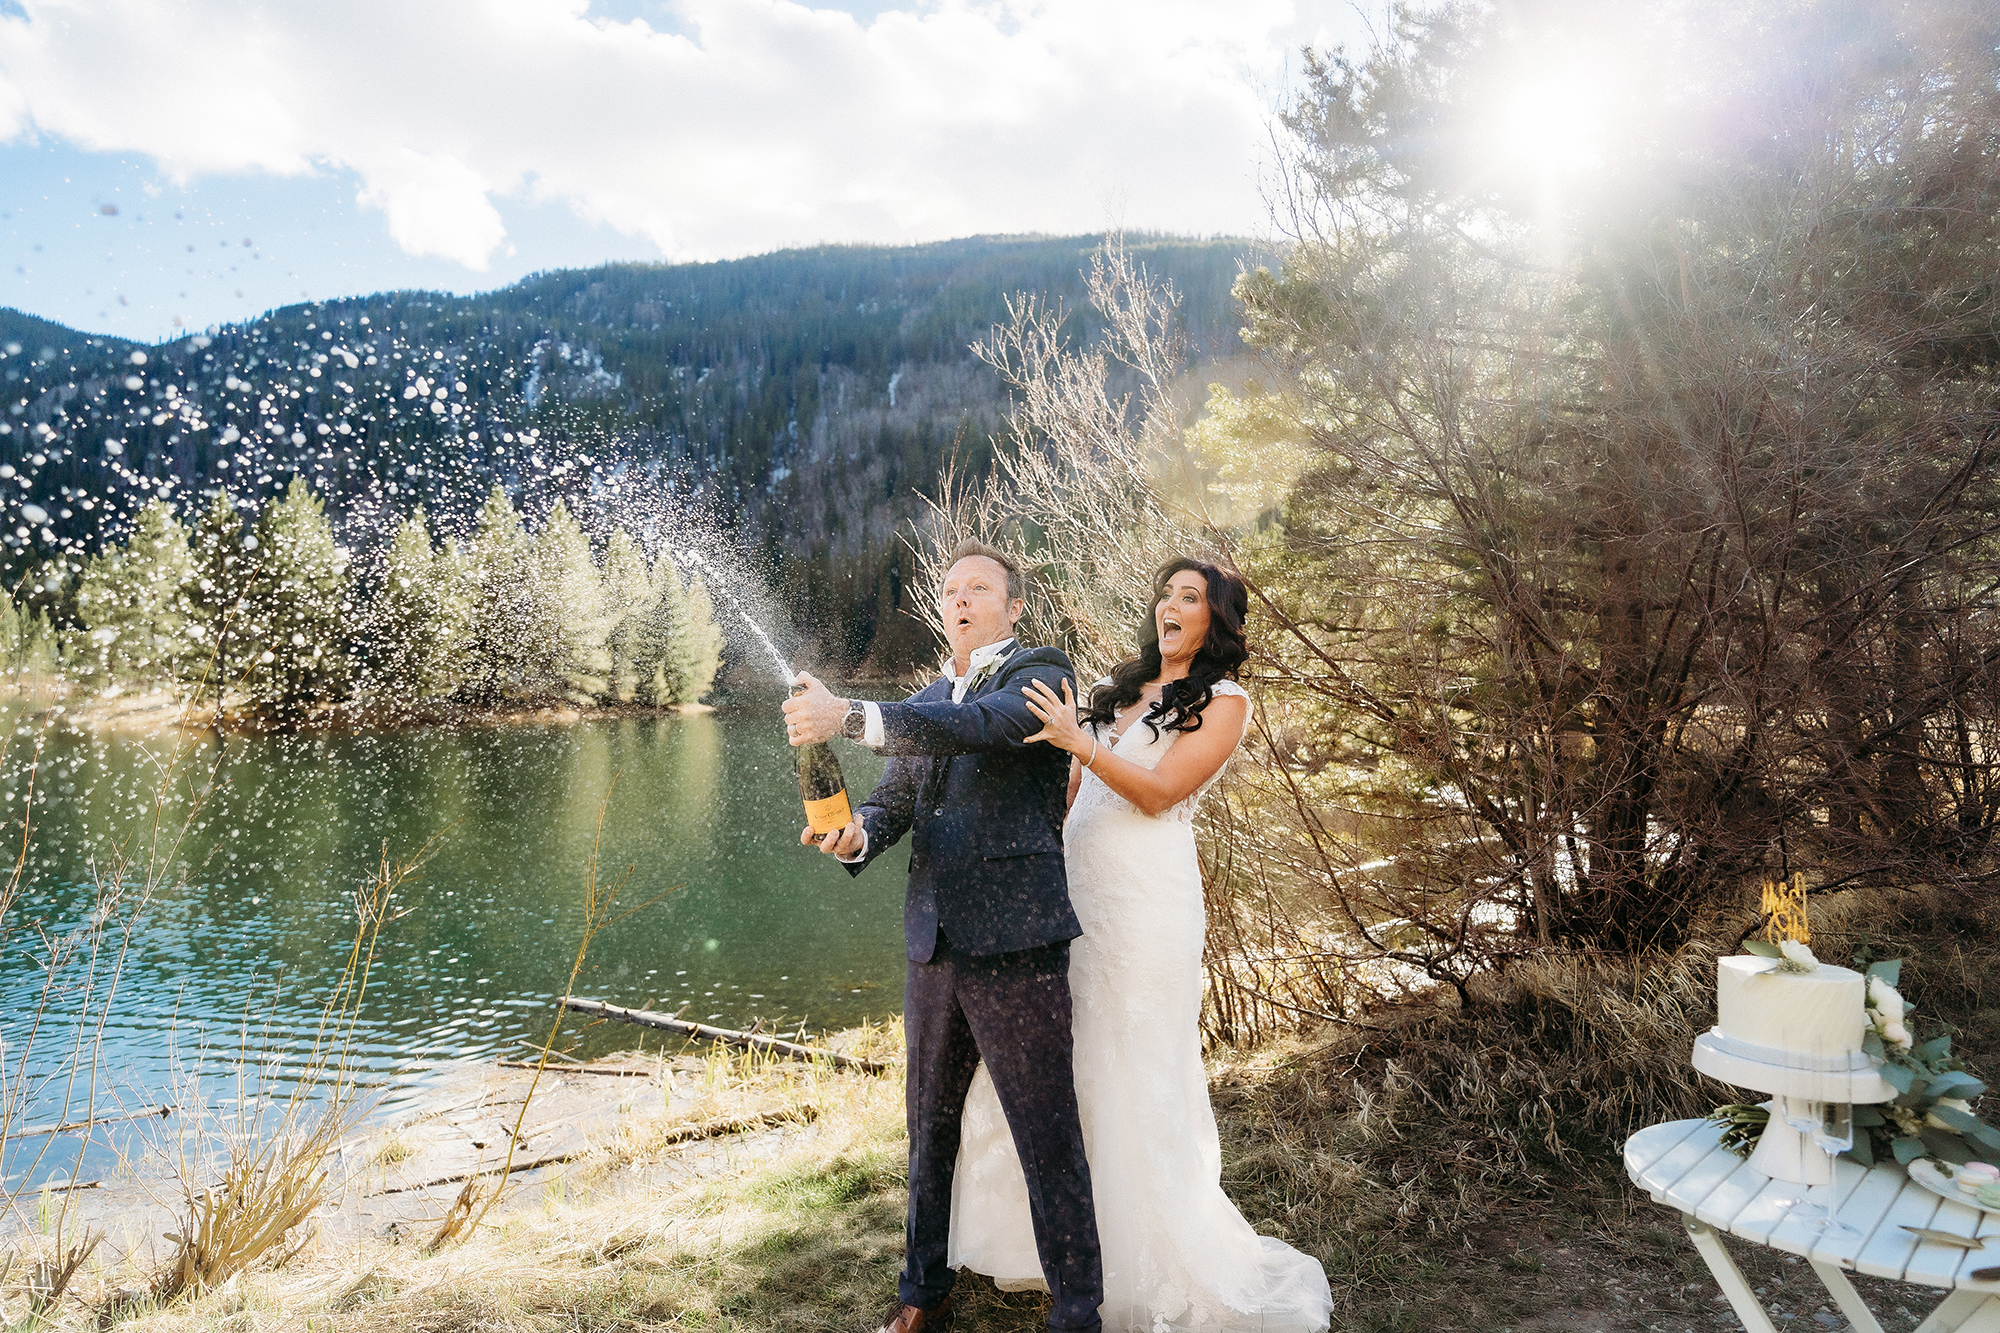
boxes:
[0,700,906,1184]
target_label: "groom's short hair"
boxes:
[943,538,1025,604]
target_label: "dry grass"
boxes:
[370,1132,416,1167]
[0,689,230,1317]
[67,1040,913,1333]
[13,887,1992,1332]
[154,1153,327,1304]
[1198,884,2000,1328]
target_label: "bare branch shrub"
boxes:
[917,241,1216,677]
[919,240,1340,1045]
[155,837,434,1299]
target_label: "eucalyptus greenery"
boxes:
[1845,959,2000,1170]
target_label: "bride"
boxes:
[949,558,1333,1332]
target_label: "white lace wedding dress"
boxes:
[947,679,1333,1332]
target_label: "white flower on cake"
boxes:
[1867,974,1913,1051]
[1777,938,1819,972]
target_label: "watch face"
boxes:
[843,706,866,739]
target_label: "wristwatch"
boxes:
[841,700,868,740]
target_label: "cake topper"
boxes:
[1761,870,1811,944]
[1742,872,1818,971]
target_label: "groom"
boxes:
[784,539,1103,1333]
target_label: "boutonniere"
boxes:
[960,651,1010,693]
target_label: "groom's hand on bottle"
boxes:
[783,671,845,746]
[800,820,865,858]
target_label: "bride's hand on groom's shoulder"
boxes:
[1021,677,1088,755]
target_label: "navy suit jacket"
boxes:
[844,644,1082,962]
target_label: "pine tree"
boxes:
[364,507,469,704]
[73,499,197,686]
[125,502,199,680]
[362,508,434,702]
[530,500,612,702]
[0,589,58,680]
[601,529,653,703]
[458,484,538,705]
[187,490,255,690]
[432,533,476,693]
[678,571,725,705]
[0,591,18,679]
[634,548,694,706]
[237,478,352,713]
[635,551,725,706]
[17,606,58,679]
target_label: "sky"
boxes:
[0,0,1378,343]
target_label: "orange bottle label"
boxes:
[804,790,852,835]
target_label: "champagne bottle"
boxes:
[794,686,853,835]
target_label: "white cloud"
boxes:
[0,0,1343,268]
[356,150,508,270]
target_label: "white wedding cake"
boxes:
[1711,954,1869,1067]
[1695,878,1897,1184]
[1694,950,1893,1184]
[1693,949,1893,1126]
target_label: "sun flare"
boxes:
[1504,71,1608,175]
[1496,67,1614,179]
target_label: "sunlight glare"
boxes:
[1496,65,1615,181]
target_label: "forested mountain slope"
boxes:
[0,234,1249,673]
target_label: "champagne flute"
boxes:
[1806,1098,1858,1237]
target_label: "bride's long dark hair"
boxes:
[1083,558,1250,738]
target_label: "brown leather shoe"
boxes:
[875,1294,953,1333]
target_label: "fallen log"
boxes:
[496,1059,658,1076]
[372,1150,585,1196]
[4,1104,172,1141]
[656,1104,819,1146]
[511,1037,583,1063]
[371,1106,818,1196]
[556,998,888,1073]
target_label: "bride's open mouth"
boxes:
[1160,613,1183,647]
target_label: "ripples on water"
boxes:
[0,698,907,1189]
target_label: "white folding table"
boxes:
[1626,1119,2000,1333]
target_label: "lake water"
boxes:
[0,699,909,1187]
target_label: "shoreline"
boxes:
[1,1032,896,1324]
[5,674,914,738]
[3,681,724,738]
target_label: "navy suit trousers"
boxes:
[900,933,1103,1331]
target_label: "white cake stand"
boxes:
[1692,1030,1896,1185]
